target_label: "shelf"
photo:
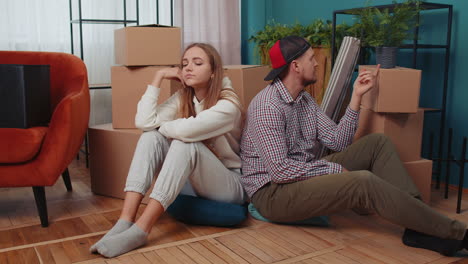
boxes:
[70,0,141,169]
[400,44,448,49]
[332,2,454,206]
[421,107,442,113]
[359,44,448,49]
[71,19,138,24]
[334,1,452,15]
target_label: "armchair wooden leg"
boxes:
[62,168,73,191]
[32,186,48,227]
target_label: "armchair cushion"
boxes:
[0,127,48,163]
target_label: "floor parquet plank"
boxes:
[0,228,27,249]
[145,221,195,248]
[142,250,169,264]
[36,237,102,264]
[199,239,248,264]
[299,259,323,264]
[258,227,311,256]
[0,247,40,264]
[177,243,212,264]
[244,229,305,259]
[128,253,154,264]
[347,241,406,264]
[271,225,333,251]
[438,258,468,264]
[115,254,143,264]
[182,222,233,237]
[81,213,114,233]
[166,246,199,263]
[205,238,250,264]
[335,247,386,264]
[105,258,123,264]
[310,251,361,264]
[153,247,185,264]
[216,233,263,263]
[189,241,229,263]
[0,213,12,229]
[36,242,73,264]
[368,233,442,263]
[237,230,290,262]
[263,226,317,254]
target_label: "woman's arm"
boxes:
[135,68,183,131]
[158,98,241,142]
[134,87,180,131]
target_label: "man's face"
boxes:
[297,48,318,86]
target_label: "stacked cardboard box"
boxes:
[89,25,271,201]
[88,124,152,202]
[89,25,182,202]
[224,65,271,108]
[354,65,432,203]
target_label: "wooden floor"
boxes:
[2,159,468,263]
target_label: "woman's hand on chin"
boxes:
[151,67,184,88]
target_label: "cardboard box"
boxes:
[0,64,50,128]
[111,66,182,129]
[115,25,181,66]
[89,124,197,203]
[224,65,271,109]
[404,159,433,204]
[354,108,424,162]
[89,124,154,203]
[360,65,421,113]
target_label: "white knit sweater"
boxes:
[135,77,242,169]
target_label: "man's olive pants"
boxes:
[252,133,466,240]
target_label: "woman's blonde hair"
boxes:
[177,43,244,154]
[178,43,242,118]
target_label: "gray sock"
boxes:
[95,224,148,258]
[89,219,133,253]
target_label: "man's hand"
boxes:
[349,64,380,111]
[353,64,380,97]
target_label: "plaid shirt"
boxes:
[240,78,359,197]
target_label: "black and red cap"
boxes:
[264,36,311,81]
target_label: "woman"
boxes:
[90,43,247,258]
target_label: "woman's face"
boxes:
[181,46,213,89]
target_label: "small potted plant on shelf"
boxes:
[349,0,421,68]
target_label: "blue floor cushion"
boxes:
[248,203,329,227]
[166,195,248,227]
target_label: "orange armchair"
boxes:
[0,51,90,227]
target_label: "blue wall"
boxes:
[241,0,468,187]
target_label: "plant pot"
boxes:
[375,46,398,69]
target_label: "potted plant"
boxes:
[249,19,352,104]
[249,19,351,65]
[349,0,421,68]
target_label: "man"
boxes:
[240,35,468,256]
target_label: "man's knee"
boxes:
[361,133,393,149]
[354,170,377,185]
[366,133,389,143]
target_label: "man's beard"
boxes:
[303,78,317,87]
